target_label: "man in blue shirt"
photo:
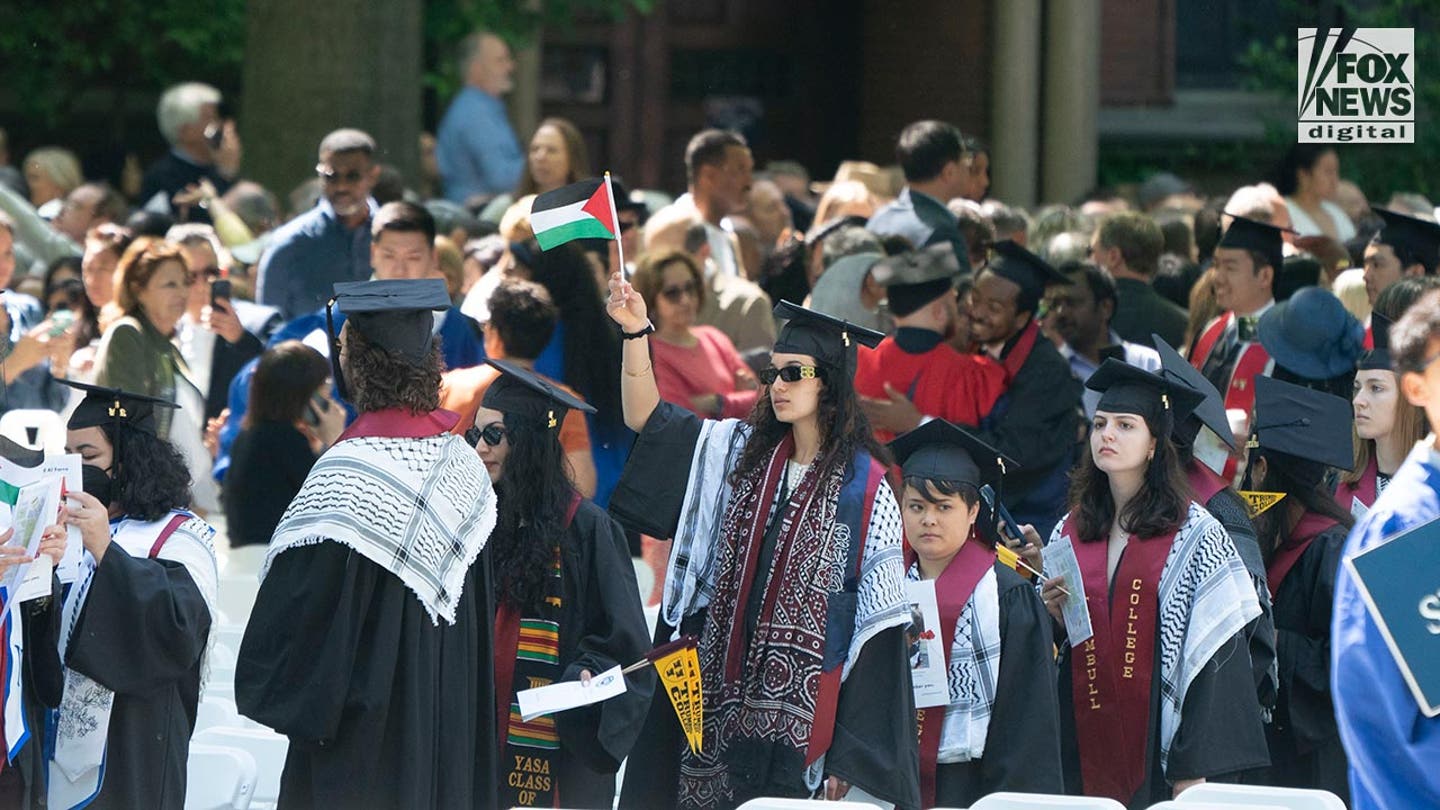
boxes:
[867,119,972,273]
[1334,287,1440,809]
[436,32,524,204]
[256,129,379,320]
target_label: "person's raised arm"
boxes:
[606,271,659,432]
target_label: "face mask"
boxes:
[81,463,114,509]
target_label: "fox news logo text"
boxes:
[1298,28,1414,143]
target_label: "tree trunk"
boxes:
[240,0,422,202]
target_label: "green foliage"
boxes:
[1238,0,1440,199]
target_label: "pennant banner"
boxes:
[1239,491,1287,517]
[650,639,703,754]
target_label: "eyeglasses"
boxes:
[758,365,821,385]
[660,281,698,303]
[478,423,507,446]
[316,164,366,185]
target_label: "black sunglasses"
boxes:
[758,365,822,385]
[660,281,698,303]
[464,423,508,448]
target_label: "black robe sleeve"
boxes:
[1162,633,1270,783]
[234,541,370,741]
[1205,487,1278,713]
[23,575,65,709]
[66,545,211,693]
[973,338,1080,480]
[555,503,656,774]
[824,624,923,810]
[978,568,1065,795]
[607,401,704,538]
[1275,526,1346,752]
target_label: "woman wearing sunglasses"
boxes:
[633,249,758,418]
[608,273,920,810]
[466,358,651,810]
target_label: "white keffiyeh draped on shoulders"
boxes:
[264,433,497,626]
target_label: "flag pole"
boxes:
[604,171,627,277]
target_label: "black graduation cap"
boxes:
[1372,206,1440,268]
[1218,214,1288,272]
[888,419,1015,488]
[983,239,1071,300]
[1250,374,1354,472]
[772,300,885,370]
[482,358,596,430]
[1085,358,1204,427]
[871,244,962,316]
[1359,312,1394,371]
[1152,334,1237,449]
[60,379,178,436]
[326,278,451,401]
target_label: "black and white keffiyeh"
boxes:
[905,562,1001,763]
[264,434,497,626]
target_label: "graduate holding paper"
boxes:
[1042,360,1267,809]
[470,358,652,809]
[1334,289,1440,809]
[889,420,1061,808]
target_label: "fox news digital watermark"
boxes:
[1298,27,1414,143]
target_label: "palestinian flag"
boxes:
[530,178,618,250]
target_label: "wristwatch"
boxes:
[621,320,655,340]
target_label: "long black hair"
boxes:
[103,422,193,522]
[730,361,890,485]
[1068,412,1190,541]
[490,410,573,613]
[1248,449,1354,562]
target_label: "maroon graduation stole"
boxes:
[493,491,582,809]
[999,320,1042,386]
[1189,314,1271,478]
[1188,312,1231,369]
[1333,456,1378,514]
[1186,461,1227,507]
[1266,511,1339,600]
[1067,515,1178,805]
[910,539,995,809]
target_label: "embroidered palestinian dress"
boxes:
[1051,503,1268,809]
[234,408,500,810]
[611,402,919,810]
[45,511,218,810]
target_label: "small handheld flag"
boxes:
[622,635,703,753]
[531,177,618,251]
[1239,491,1287,517]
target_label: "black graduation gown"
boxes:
[1,579,66,810]
[503,499,653,809]
[610,402,921,810]
[1203,487,1278,713]
[1266,524,1349,802]
[59,545,212,809]
[933,564,1064,806]
[974,329,1081,539]
[1057,568,1269,809]
[235,542,498,810]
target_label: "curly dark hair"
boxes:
[341,322,443,414]
[730,362,890,486]
[1067,413,1190,542]
[103,422,193,521]
[490,411,572,613]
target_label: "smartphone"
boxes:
[304,394,329,427]
[204,122,225,150]
[48,309,75,337]
[980,484,1025,547]
[211,279,232,307]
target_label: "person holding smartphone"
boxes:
[223,341,344,548]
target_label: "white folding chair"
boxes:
[1151,801,1284,810]
[215,623,246,652]
[737,799,880,809]
[185,743,257,810]
[217,576,260,624]
[193,727,289,807]
[0,409,67,453]
[196,696,242,732]
[970,793,1126,810]
[632,557,655,605]
[1176,782,1346,809]
[222,545,268,579]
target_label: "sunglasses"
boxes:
[315,164,367,185]
[476,422,507,447]
[758,365,822,385]
[660,281,698,303]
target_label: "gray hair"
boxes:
[157,82,221,145]
[456,31,498,76]
[822,225,883,270]
[165,223,230,268]
[23,147,83,193]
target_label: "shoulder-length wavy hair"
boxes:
[114,237,188,318]
[1068,413,1190,542]
[103,422,193,521]
[491,411,573,613]
[341,322,442,415]
[515,117,590,198]
[729,361,890,486]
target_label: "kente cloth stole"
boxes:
[1067,516,1178,805]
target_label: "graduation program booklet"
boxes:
[0,454,83,583]
[1346,516,1440,717]
[0,476,62,616]
[904,579,950,708]
[517,665,628,721]
[1042,536,1093,646]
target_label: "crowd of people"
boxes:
[0,27,1437,810]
